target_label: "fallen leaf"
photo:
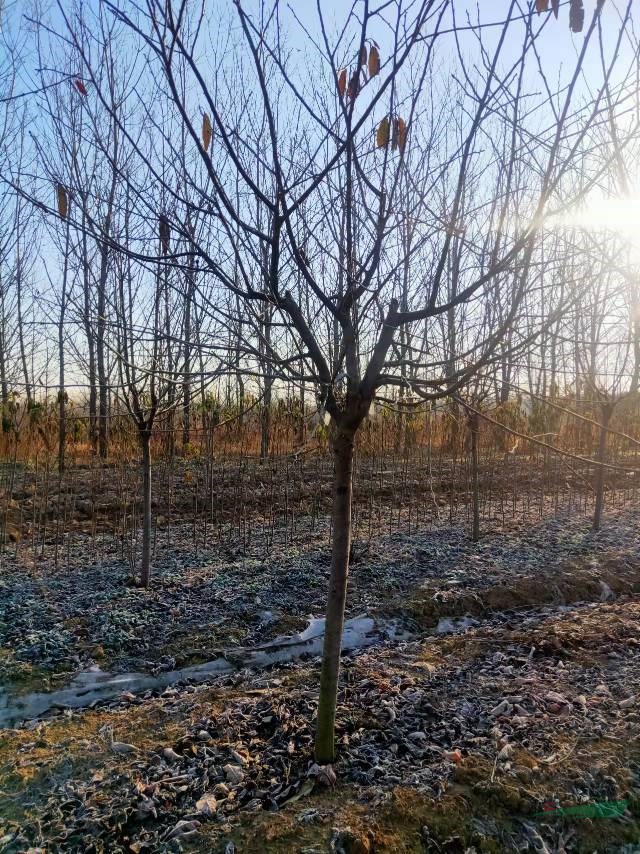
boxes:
[196,793,218,816]
[163,747,182,764]
[308,762,337,787]
[223,763,244,784]
[166,819,201,841]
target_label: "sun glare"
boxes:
[561,195,640,239]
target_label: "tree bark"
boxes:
[315,426,355,764]
[140,429,152,587]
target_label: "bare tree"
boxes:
[37,0,639,764]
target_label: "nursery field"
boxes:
[2,462,640,852]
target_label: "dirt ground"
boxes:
[1,494,640,851]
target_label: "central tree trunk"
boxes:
[315,426,355,764]
[140,429,152,587]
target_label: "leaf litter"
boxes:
[1,509,640,850]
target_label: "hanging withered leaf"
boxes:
[551,0,560,18]
[368,45,380,77]
[202,112,212,152]
[347,69,360,100]
[376,116,390,148]
[159,214,170,255]
[337,68,347,98]
[569,0,584,32]
[535,0,549,12]
[392,117,407,153]
[74,79,88,96]
[56,183,68,220]
[359,45,368,67]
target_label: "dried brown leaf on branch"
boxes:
[535,0,549,12]
[551,0,560,18]
[347,69,361,100]
[337,68,347,97]
[159,214,171,255]
[359,45,368,66]
[570,0,584,32]
[202,112,212,152]
[392,117,407,153]
[368,44,380,77]
[376,116,390,148]
[56,183,68,219]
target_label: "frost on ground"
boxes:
[1,506,639,693]
[1,508,640,851]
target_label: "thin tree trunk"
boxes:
[0,270,8,410]
[163,266,176,459]
[469,412,480,542]
[234,303,245,426]
[97,116,119,461]
[81,209,98,453]
[16,256,32,407]
[97,243,109,460]
[140,429,152,586]
[592,403,612,532]
[58,218,70,475]
[261,376,272,461]
[315,426,355,764]
[631,313,640,394]
[57,374,66,478]
[182,266,193,454]
[297,377,306,446]
[499,337,511,404]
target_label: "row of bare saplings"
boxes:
[2,391,640,461]
[1,391,639,563]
